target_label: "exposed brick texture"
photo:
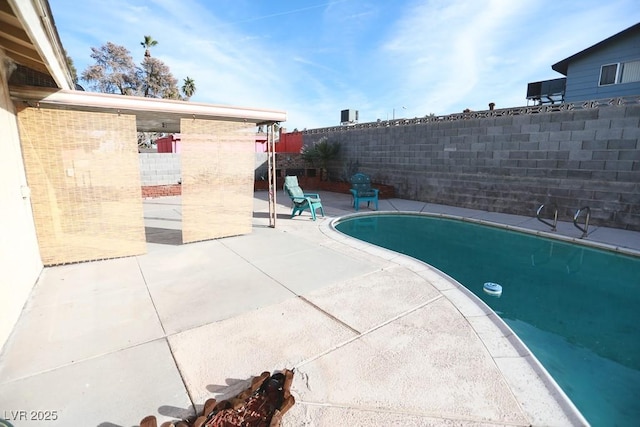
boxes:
[141,184,181,198]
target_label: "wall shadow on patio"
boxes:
[145,227,183,245]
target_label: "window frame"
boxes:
[599,63,619,86]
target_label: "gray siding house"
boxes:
[552,23,640,102]
[527,23,640,104]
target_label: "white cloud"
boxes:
[50,0,640,129]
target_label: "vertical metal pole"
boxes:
[267,123,277,228]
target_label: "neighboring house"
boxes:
[527,23,640,104]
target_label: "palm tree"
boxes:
[181,76,196,100]
[140,35,158,57]
[301,137,341,181]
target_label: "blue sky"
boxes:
[49,0,640,130]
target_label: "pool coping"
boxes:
[325,210,594,427]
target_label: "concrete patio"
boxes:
[2,190,638,426]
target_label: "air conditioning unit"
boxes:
[341,109,358,125]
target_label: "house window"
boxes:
[599,60,640,86]
[599,64,618,85]
[620,60,640,83]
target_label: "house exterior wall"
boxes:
[0,53,43,351]
[564,31,640,102]
[301,104,640,231]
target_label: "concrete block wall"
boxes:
[303,104,640,230]
[255,152,268,180]
[139,153,181,186]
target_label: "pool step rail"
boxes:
[573,206,591,238]
[536,204,558,231]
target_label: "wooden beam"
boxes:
[0,20,32,45]
[0,34,41,61]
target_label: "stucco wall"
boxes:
[0,53,43,351]
[302,104,640,231]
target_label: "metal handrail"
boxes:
[573,206,591,238]
[536,204,558,231]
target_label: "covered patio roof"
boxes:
[1,0,73,89]
[10,85,287,132]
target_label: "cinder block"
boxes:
[607,140,636,149]
[593,150,619,160]
[528,151,547,160]
[519,141,539,150]
[561,121,585,131]
[569,150,593,161]
[621,127,640,140]
[521,124,541,133]
[595,128,623,140]
[584,118,611,129]
[549,130,572,141]
[572,130,596,141]
[538,140,559,151]
[581,140,607,150]
[559,140,582,151]
[579,160,605,170]
[597,106,628,119]
[540,122,562,132]
[591,170,618,181]
[619,150,640,161]
[606,160,634,171]
[572,109,599,120]
[547,150,569,160]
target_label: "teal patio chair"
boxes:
[350,173,379,211]
[283,176,324,220]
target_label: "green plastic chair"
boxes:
[350,173,379,211]
[283,176,324,220]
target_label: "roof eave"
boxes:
[8,0,74,89]
[9,85,287,131]
[550,22,640,77]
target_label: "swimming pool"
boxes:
[334,213,640,427]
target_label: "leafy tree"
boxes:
[140,35,158,57]
[181,76,196,99]
[81,42,138,94]
[139,56,178,98]
[301,137,341,181]
[82,40,196,102]
[63,49,78,84]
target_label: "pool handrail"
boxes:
[536,204,558,231]
[573,206,591,238]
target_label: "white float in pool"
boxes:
[483,282,503,297]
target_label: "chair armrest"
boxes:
[303,193,320,198]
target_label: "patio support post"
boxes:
[267,122,277,227]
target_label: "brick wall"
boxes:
[141,184,181,198]
[301,104,640,231]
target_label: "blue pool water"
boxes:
[335,214,640,427]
